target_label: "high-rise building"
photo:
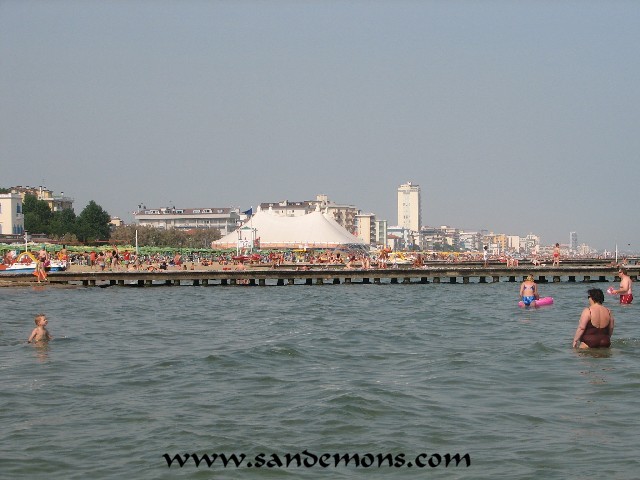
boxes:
[397,182,421,232]
[570,232,578,252]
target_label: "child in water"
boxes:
[27,313,53,343]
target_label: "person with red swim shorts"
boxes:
[611,267,633,304]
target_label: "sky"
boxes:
[1,0,639,251]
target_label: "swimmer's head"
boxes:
[34,313,47,326]
[587,288,604,304]
[526,275,534,282]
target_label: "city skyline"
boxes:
[2,1,639,251]
[5,183,603,253]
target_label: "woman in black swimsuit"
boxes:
[572,288,615,349]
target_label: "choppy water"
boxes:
[1,280,639,479]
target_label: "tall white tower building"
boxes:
[397,181,421,232]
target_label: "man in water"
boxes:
[612,267,633,304]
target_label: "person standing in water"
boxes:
[610,267,633,304]
[27,313,53,343]
[573,288,614,348]
[519,274,540,307]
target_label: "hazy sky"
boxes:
[2,0,639,251]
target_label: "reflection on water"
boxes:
[575,348,613,359]
[30,341,51,363]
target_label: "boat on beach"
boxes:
[0,251,68,274]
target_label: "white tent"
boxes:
[212,207,366,249]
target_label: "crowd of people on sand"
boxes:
[4,241,635,274]
[519,264,632,350]
[60,248,190,272]
[51,248,392,271]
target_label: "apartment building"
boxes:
[355,213,376,245]
[9,185,73,212]
[0,192,24,235]
[133,206,240,236]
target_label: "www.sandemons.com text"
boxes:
[163,450,471,469]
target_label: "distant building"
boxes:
[570,232,578,253]
[459,231,483,251]
[419,226,441,251]
[318,195,360,235]
[488,233,508,254]
[0,192,24,234]
[397,182,421,232]
[386,233,402,251]
[522,234,541,255]
[420,225,461,251]
[375,219,388,248]
[258,200,314,217]
[356,213,377,245]
[260,195,360,234]
[577,243,592,256]
[110,217,125,228]
[9,185,74,212]
[133,206,240,236]
[387,226,411,251]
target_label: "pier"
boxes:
[1,264,638,287]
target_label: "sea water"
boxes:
[1,281,639,479]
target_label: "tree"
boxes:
[23,194,53,234]
[49,208,77,238]
[75,201,111,243]
[184,228,222,248]
[109,224,222,248]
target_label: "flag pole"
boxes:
[250,206,253,253]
